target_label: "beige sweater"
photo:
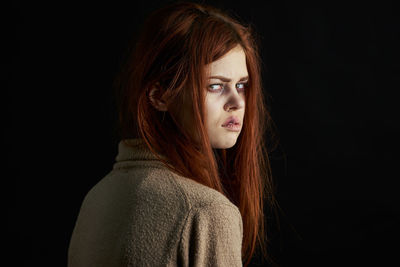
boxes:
[68,138,243,266]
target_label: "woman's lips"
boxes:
[222,116,241,127]
[221,116,241,132]
[222,123,241,132]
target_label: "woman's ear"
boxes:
[149,83,168,111]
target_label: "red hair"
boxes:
[113,1,279,266]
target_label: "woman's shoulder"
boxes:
[110,138,239,213]
[81,159,239,218]
[168,170,240,213]
[106,161,241,217]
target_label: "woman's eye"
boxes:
[236,82,248,91]
[209,84,223,92]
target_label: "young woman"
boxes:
[68,1,278,266]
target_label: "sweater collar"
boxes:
[114,138,168,164]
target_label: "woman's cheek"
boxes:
[205,101,220,127]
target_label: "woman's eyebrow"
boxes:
[208,75,249,82]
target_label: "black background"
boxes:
[6,1,400,266]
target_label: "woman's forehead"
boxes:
[206,46,248,79]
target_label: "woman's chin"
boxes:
[210,136,238,149]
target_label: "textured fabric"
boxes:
[68,138,243,266]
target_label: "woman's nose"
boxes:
[223,87,245,111]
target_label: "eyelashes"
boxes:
[208,82,248,93]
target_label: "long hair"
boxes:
[113,1,279,266]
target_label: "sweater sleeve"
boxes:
[178,203,243,267]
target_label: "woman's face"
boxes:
[168,45,247,149]
[205,45,247,149]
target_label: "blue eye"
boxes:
[208,84,224,92]
[236,82,248,92]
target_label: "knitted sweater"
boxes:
[68,138,243,266]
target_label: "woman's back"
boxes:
[68,139,243,266]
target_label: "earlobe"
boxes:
[149,84,168,111]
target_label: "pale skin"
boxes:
[149,45,247,149]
